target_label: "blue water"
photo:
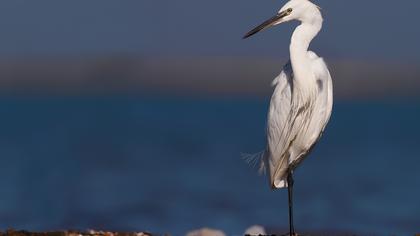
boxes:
[0,96,419,235]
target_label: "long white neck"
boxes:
[289,15,322,90]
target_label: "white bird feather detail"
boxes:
[263,52,333,189]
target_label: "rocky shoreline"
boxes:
[0,230,154,236]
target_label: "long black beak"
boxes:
[243,10,289,39]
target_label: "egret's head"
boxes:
[243,0,322,39]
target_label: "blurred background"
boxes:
[0,0,419,235]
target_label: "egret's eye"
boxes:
[286,8,293,14]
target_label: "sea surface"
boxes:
[0,96,419,235]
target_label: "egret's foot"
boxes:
[279,233,300,236]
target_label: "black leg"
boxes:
[287,172,295,236]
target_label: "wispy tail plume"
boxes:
[241,150,266,174]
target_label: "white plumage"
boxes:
[265,0,333,190]
[264,52,333,188]
[244,0,333,233]
[244,1,333,234]
[244,0,333,190]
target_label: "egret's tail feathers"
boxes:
[241,151,266,174]
[271,157,290,189]
[273,177,288,188]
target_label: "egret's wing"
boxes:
[309,52,333,133]
[288,53,333,163]
[285,53,333,166]
[264,54,333,189]
[264,61,294,188]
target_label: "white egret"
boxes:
[243,0,333,235]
